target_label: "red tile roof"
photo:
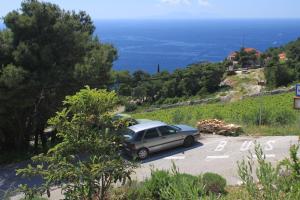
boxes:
[279,52,287,61]
[243,48,261,56]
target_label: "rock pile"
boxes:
[197,119,243,136]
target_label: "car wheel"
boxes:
[137,148,149,160]
[183,136,194,147]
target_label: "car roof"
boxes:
[128,121,167,133]
[136,118,154,123]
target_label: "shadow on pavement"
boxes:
[0,161,43,199]
[122,141,204,164]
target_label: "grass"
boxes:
[133,92,300,136]
[220,186,250,200]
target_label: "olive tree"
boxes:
[17,87,136,200]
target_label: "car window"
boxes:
[158,126,177,136]
[134,131,145,141]
[123,129,135,138]
[144,128,159,139]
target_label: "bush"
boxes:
[241,108,273,126]
[162,97,180,105]
[273,109,296,125]
[143,170,171,199]
[110,181,150,200]
[238,144,300,200]
[110,163,212,200]
[125,102,137,112]
[172,110,185,124]
[16,87,136,200]
[202,172,227,194]
[160,173,204,200]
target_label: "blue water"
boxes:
[1,20,300,73]
[95,19,300,73]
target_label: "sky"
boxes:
[1,0,300,20]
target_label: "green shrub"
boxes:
[202,172,227,194]
[238,144,300,200]
[241,108,273,126]
[110,181,151,200]
[273,109,296,125]
[160,173,204,200]
[162,97,180,105]
[172,110,185,124]
[143,170,171,199]
[125,102,137,112]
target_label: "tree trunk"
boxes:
[34,130,39,153]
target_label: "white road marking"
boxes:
[265,140,275,151]
[251,154,276,158]
[214,141,228,152]
[237,180,244,185]
[164,156,185,160]
[240,141,254,151]
[206,155,230,159]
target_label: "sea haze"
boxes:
[95,19,300,73]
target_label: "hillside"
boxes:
[219,68,265,102]
[133,92,299,136]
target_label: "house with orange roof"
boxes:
[243,47,261,56]
[278,52,287,62]
[227,47,261,69]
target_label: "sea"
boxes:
[2,19,300,73]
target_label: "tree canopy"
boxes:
[112,62,225,105]
[264,38,300,88]
[17,87,136,200]
[0,0,117,152]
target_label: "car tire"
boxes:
[183,136,194,147]
[137,148,149,160]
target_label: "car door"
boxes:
[142,128,161,152]
[157,126,183,149]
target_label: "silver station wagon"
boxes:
[123,121,200,159]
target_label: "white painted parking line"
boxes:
[237,180,244,185]
[251,154,276,159]
[164,156,185,160]
[206,155,230,159]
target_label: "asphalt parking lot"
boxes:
[133,134,300,185]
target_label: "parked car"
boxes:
[122,121,200,159]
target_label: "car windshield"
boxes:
[122,128,136,139]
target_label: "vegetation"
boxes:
[112,62,225,105]
[109,144,300,200]
[133,92,299,135]
[202,172,227,194]
[109,162,227,200]
[238,144,300,199]
[16,87,136,200]
[229,48,262,68]
[0,0,116,154]
[264,38,300,88]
